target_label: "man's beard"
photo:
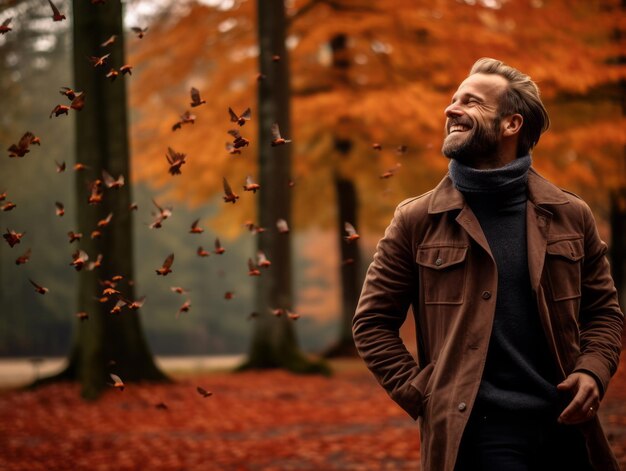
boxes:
[442,116,501,165]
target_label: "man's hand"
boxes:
[557,372,600,425]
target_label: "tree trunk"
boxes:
[41,0,167,398]
[241,0,328,374]
[324,33,361,358]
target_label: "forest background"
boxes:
[0,0,624,364]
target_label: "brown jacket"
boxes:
[353,168,623,471]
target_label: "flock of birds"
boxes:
[0,0,413,395]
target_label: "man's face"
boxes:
[442,73,508,166]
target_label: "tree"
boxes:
[46,0,167,398]
[241,0,327,372]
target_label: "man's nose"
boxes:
[444,102,463,118]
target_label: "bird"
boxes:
[49,105,70,118]
[67,231,82,243]
[70,250,89,271]
[287,310,301,320]
[225,142,241,155]
[3,228,24,247]
[224,291,234,300]
[276,219,289,234]
[55,161,66,173]
[379,163,402,179]
[109,373,124,391]
[0,17,12,34]
[87,254,103,271]
[170,286,190,295]
[8,132,38,158]
[1,201,16,211]
[29,279,48,295]
[15,248,31,265]
[76,312,89,321]
[131,26,148,39]
[176,300,191,319]
[372,143,382,151]
[110,299,125,314]
[105,68,119,81]
[396,145,408,155]
[166,147,187,175]
[228,107,251,126]
[89,54,110,68]
[172,111,195,131]
[87,179,103,205]
[243,175,260,193]
[227,129,249,149]
[119,64,133,75]
[190,87,206,107]
[97,212,113,228]
[59,87,79,101]
[247,258,261,276]
[102,170,124,189]
[270,123,291,146]
[196,386,212,398]
[197,246,210,257]
[100,35,116,47]
[222,177,239,203]
[344,222,360,243]
[257,251,271,268]
[47,0,66,21]
[151,198,173,220]
[156,253,174,276]
[214,238,225,255]
[189,219,204,234]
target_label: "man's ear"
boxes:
[502,113,523,137]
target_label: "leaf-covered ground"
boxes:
[1,357,626,470]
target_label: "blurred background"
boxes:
[0,0,624,367]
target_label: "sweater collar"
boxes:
[448,155,531,194]
[428,167,570,214]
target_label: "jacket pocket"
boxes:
[546,236,583,301]
[416,244,468,305]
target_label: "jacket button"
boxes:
[481,291,491,300]
[458,402,467,412]
[435,258,443,266]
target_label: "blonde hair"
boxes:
[470,58,550,157]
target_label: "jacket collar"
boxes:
[428,166,569,214]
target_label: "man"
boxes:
[352,58,623,471]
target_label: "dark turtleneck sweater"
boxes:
[448,155,559,415]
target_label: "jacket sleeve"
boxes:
[352,204,423,419]
[573,202,624,398]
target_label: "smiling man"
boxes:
[353,58,623,471]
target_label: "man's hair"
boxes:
[469,57,550,157]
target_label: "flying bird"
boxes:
[29,279,48,295]
[170,286,190,295]
[190,87,206,107]
[70,250,89,271]
[87,254,103,271]
[3,228,24,247]
[55,201,65,217]
[8,131,38,158]
[156,253,174,276]
[15,248,31,265]
[109,373,124,391]
[1,201,16,211]
[67,231,82,243]
[189,219,204,234]
[88,179,103,205]
[222,177,239,203]
[76,311,89,321]
[89,53,110,68]
[151,198,172,220]
[119,64,133,75]
[270,123,291,146]
[344,222,360,243]
[176,300,191,319]
[59,87,79,101]
[166,147,187,175]
[105,68,119,81]
[172,111,195,131]
[214,238,225,255]
[196,386,212,398]
[55,161,66,173]
[47,0,66,21]
[276,219,289,234]
[49,104,70,118]
[228,107,251,126]
[247,258,261,277]
[372,143,382,151]
[225,142,241,156]
[227,129,249,149]
[257,251,271,268]
[243,175,260,193]
[97,212,113,228]
[100,35,116,47]
[197,246,210,257]
[379,163,402,179]
[102,170,124,189]
[0,17,12,34]
[131,26,148,39]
